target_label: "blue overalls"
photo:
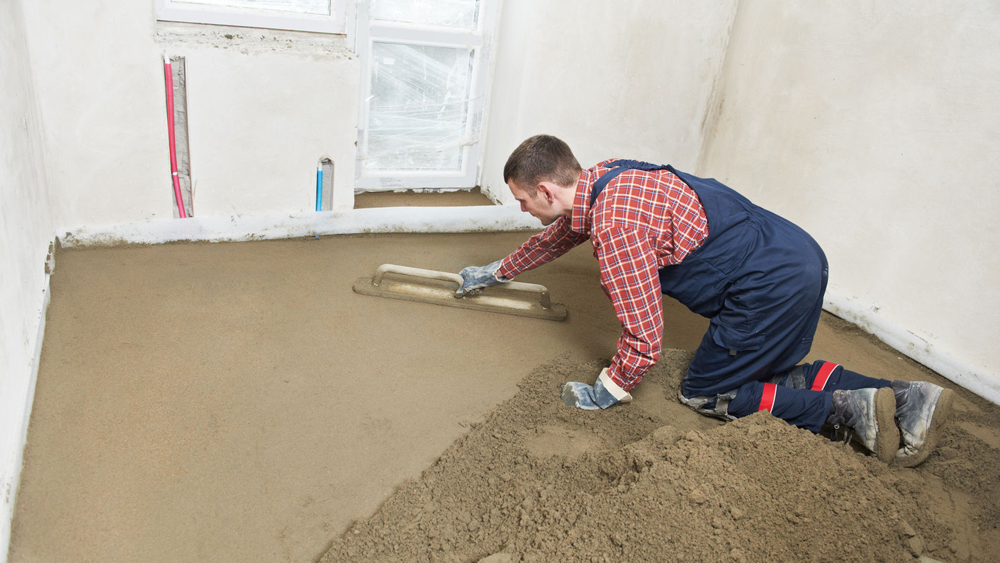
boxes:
[591,161,888,432]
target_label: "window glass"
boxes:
[172,0,332,16]
[156,0,343,33]
[371,0,479,29]
[367,42,474,171]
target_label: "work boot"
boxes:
[827,388,898,463]
[891,380,955,467]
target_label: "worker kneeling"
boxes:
[459,135,953,467]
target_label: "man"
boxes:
[459,134,953,466]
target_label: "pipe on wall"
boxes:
[163,53,187,219]
[315,165,323,212]
[316,157,333,212]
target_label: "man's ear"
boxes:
[536,182,555,203]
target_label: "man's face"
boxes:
[508,180,560,226]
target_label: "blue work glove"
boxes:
[458,259,507,295]
[560,369,633,410]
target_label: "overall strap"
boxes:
[589,159,672,209]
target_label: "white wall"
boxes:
[20,0,742,231]
[0,0,56,557]
[19,1,360,233]
[699,1,1000,399]
[183,46,358,215]
[481,0,740,203]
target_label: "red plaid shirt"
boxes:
[498,160,709,391]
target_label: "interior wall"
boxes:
[18,1,360,231]
[16,0,742,231]
[182,44,358,216]
[698,1,1000,394]
[480,0,740,204]
[0,0,56,557]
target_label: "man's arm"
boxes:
[497,216,589,279]
[458,216,588,294]
[593,225,664,392]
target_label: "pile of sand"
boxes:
[321,351,994,563]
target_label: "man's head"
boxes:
[504,135,582,225]
[503,135,582,194]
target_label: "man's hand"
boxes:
[560,368,633,410]
[458,259,506,295]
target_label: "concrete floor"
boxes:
[7,231,969,563]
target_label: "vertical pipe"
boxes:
[163,53,187,219]
[170,56,194,217]
[315,167,324,212]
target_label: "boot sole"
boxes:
[895,387,955,468]
[874,387,900,463]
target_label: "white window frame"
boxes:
[354,0,498,191]
[155,0,348,34]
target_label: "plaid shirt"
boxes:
[498,160,709,391]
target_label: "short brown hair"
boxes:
[503,135,582,195]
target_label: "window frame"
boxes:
[353,0,498,191]
[154,0,348,34]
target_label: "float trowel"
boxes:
[352,264,568,321]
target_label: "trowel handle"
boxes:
[371,263,553,310]
[373,264,464,287]
[504,281,552,310]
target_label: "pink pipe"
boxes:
[163,54,187,219]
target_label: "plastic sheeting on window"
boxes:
[175,0,332,16]
[372,0,479,29]
[364,42,477,172]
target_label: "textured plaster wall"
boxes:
[698,2,1000,389]
[480,0,739,204]
[0,0,56,557]
[20,2,177,229]
[18,1,360,232]
[182,46,358,216]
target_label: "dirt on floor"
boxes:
[321,351,1000,563]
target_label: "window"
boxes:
[354,0,498,190]
[155,0,347,34]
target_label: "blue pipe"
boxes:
[315,167,323,212]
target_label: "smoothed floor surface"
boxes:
[10,233,998,562]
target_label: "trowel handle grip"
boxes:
[373,264,464,288]
[371,263,553,310]
[504,281,552,309]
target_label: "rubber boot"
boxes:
[827,388,898,463]
[891,380,955,467]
